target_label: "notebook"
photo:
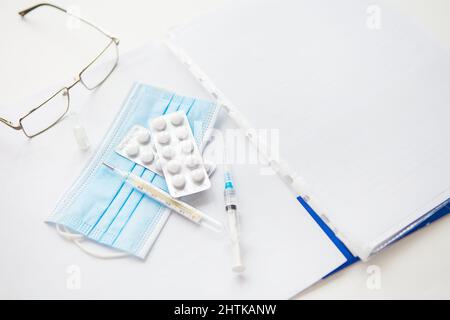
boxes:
[165,0,450,260]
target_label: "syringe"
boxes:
[223,165,245,273]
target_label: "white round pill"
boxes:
[162,146,175,159]
[181,141,194,154]
[141,151,154,164]
[172,174,186,189]
[157,132,171,144]
[170,113,184,126]
[167,160,181,174]
[185,155,200,169]
[191,169,205,184]
[176,127,189,140]
[152,118,167,131]
[137,130,150,144]
[125,143,139,157]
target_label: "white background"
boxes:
[0,0,449,299]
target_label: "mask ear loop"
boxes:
[56,224,129,259]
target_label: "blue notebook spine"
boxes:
[297,195,450,278]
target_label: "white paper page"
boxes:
[167,0,450,259]
[0,42,345,299]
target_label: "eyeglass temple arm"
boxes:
[0,117,22,130]
[18,3,117,40]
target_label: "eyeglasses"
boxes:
[0,3,119,138]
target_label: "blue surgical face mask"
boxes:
[47,83,219,259]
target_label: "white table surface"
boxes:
[0,0,449,299]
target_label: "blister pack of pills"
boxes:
[115,125,164,176]
[150,111,211,197]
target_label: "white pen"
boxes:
[102,163,222,233]
[223,165,245,273]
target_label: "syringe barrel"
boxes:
[224,188,237,206]
[227,209,239,240]
[223,168,245,273]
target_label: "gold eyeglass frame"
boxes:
[0,3,120,138]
